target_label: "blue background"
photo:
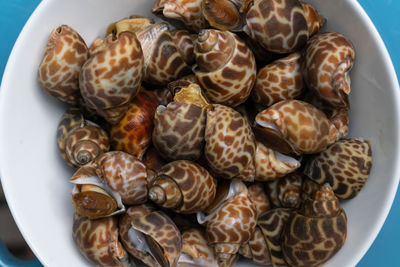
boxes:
[0,0,399,266]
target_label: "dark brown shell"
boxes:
[266,173,303,209]
[304,137,372,199]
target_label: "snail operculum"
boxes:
[38,25,89,105]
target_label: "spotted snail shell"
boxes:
[170,30,196,66]
[38,25,88,105]
[254,100,338,155]
[282,184,347,267]
[148,160,217,213]
[302,32,355,109]
[258,208,293,267]
[244,0,309,53]
[301,1,325,36]
[205,104,256,181]
[194,29,257,107]
[119,206,182,267]
[70,162,124,219]
[255,141,300,181]
[152,0,208,32]
[178,228,218,267]
[197,179,257,265]
[79,32,144,124]
[72,214,131,267]
[57,107,109,168]
[247,183,271,217]
[152,84,209,161]
[266,173,303,209]
[110,89,159,160]
[252,52,304,108]
[304,137,372,199]
[142,145,167,173]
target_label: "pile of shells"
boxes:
[38,0,373,266]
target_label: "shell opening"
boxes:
[274,151,300,167]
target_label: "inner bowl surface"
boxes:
[0,0,399,266]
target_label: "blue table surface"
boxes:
[0,0,399,266]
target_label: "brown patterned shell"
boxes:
[170,30,196,65]
[142,145,167,173]
[178,228,218,267]
[38,25,88,105]
[152,101,206,161]
[79,32,144,124]
[149,160,217,213]
[302,32,355,109]
[205,104,256,181]
[266,173,303,208]
[134,23,192,85]
[118,204,159,266]
[281,184,347,267]
[301,1,325,36]
[251,52,304,108]
[152,0,208,32]
[110,89,158,160]
[201,0,242,31]
[245,0,309,53]
[258,208,293,267]
[202,179,257,264]
[255,141,300,181]
[72,214,130,267]
[130,211,183,267]
[254,100,338,155]
[239,226,272,266]
[95,151,148,205]
[304,137,372,199]
[194,30,257,107]
[247,183,271,217]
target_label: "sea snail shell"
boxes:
[253,100,338,155]
[152,84,209,161]
[304,137,372,199]
[266,173,303,209]
[197,179,257,265]
[57,107,109,168]
[79,32,144,124]
[119,205,182,267]
[148,160,217,214]
[205,104,256,181]
[302,31,355,109]
[301,1,325,36]
[251,52,304,108]
[38,25,89,105]
[281,184,347,267]
[244,0,309,53]
[110,89,159,160]
[72,214,131,267]
[194,29,257,107]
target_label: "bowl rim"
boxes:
[0,0,399,266]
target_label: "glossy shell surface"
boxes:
[302,32,355,109]
[245,0,309,53]
[194,30,256,107]
[304,137,372,199]
[38,25,88,104]
[205,104,256,181]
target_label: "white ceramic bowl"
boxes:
[0,0,399,266]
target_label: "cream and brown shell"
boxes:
[205,104,256,181]
[79,32,144,124]
[148,160,217,214]
[304,137,372,199]
[38,25,88,104]
[281,184,347,267]
[57,107,110,168]
[244,0,309,53]
[194,29,257,107]
[266,173,304,209]
[302,32,355,109]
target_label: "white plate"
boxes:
[0,0,399,266]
